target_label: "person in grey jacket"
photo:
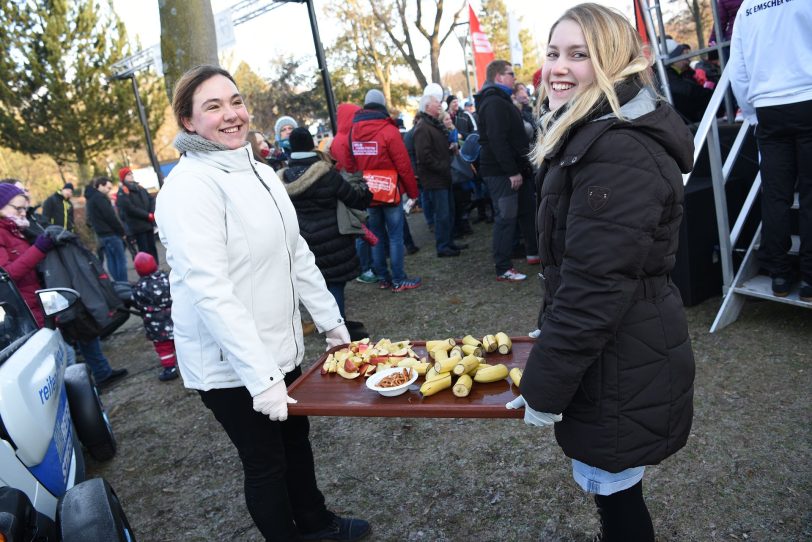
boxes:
[156,65,368,542]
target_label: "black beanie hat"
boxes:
[289,127,315,153]
[446,95,458,107]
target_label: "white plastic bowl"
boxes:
[365,366,419,397]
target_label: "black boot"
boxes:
[593,481,654,542]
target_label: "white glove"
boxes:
[252,380,298,422]
[506,395,562,427]
[325,324,350,350]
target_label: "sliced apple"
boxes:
[336,363,361,379]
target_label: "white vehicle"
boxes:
[0,270,135,541]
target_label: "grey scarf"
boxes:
[173,131,231,153]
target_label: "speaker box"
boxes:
[672,123,761,306]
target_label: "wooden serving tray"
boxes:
[287,337,535,418]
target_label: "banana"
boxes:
[509,367,522,387]
[420,373,452,396]
[426,339,455,353]
[482,334,498,353]
[473,363,509,383]
[461,335,483,347]
[453,354,482,376]
[424,366,443,382]
[434,354,461,374]
[461,343,484,357]
[430,347,450,362]
[412,362,431,375]
[453,374,473,397]
[495,332,513,354]
[449,346,463,359]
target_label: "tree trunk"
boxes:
[692,0,705,49]
[430,39,442,84]
[159,0,219,100]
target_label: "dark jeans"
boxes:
[756,99,812,283]
[198,368,331,541]
[326,281,346,319]
[424,188,454,252]
[77,337,113,383]
[99,235,128,283]
[133,229,159,264]
[368,205,406,283]
[483,175,538,274]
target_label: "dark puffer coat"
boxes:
[413,113,452,190]
[474,83,531,178]
[282,156,372,283]
[116,180,155,235]
[521,83,696,473]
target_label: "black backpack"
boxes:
[39,237,128,342]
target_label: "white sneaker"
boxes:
[528,329,541,339]
[496,268,527,282]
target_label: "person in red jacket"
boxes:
[330,103,361,174]
[350,89,421,292]
[0,183,127,387]
[0,184,54,327]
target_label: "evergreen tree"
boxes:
[0,0,146,178]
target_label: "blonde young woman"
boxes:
[508,5,695,540]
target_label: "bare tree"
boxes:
[328,0,410,105]
[369,0,466,87]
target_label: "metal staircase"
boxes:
[638,0,811,333]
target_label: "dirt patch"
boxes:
[88,214,811,541]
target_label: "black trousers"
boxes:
[199,367,331,541]
[594,480,654,542]
[133,229,159,264]
[755,99,812,283]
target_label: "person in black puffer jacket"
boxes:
[280,128,372,319]
[509,6,696,542]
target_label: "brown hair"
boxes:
[485,60,512,83]
[172,65,237,131]
[92,176,112,189]
[246,130,267,163]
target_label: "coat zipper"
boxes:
[245,150,300,361]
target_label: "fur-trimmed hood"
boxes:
[279,159,332,197]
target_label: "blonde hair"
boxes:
[531,3,652,166]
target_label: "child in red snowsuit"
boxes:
[132,252,178,381]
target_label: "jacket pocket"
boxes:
[564,352,607,423]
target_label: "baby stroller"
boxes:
[451,133,490,228]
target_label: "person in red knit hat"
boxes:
[131,251,178,381]
[117,166,159,263]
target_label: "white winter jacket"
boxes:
[728,0,812,124]
[155,143,344,396]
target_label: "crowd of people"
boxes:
[1,0,808,540]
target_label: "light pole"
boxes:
[112,72,164,187]
[453,22,472,99]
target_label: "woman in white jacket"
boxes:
[155,65,370,542]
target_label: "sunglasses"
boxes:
[503,71,515,77]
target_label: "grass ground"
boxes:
[88,212,811,541]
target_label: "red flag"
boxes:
[469,2,494,91]
[634,0,649,44]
